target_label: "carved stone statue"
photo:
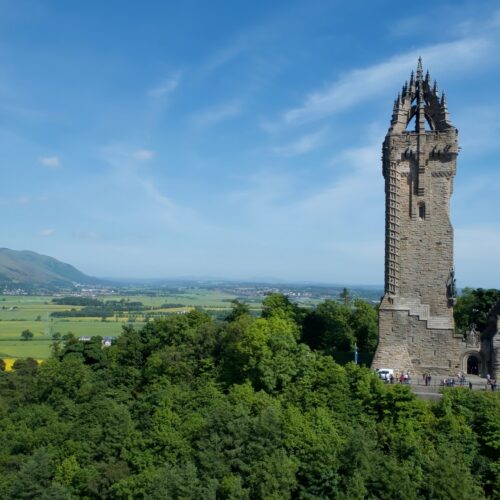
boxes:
[466,325,479,347]
[446,268,457,299]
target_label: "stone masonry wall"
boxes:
[373,300,464,376]
[386,129,457,318]
[374,126,462,375]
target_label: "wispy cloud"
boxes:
[202,40,248,73]
[39,155,60,169]
[39,228,55,237]
[190,101,241,127]
[148,71,182,98]
[133,149,155,161]
[282,37,493,125]
[272,128,327,156]
[100,143,203,230]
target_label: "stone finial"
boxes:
[425,70,430,83]
[441,91,450,122]
[433,80,439,96]
[416,57,423,81]
[441,91,447,108]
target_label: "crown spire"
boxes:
[389,58,454,133]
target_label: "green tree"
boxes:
[340,287,351,306]
[262,293,301,324]
[225,299,250,322]
[454,287,500,334]
[21,329,34,341]
[302,300,355,352]
[350,299,378,353]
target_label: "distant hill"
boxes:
[0,248,100,288]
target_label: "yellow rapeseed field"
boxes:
[3,358,16,371]
[2,358,43,371]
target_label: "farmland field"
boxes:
[0,283,362,360]
[0,290,246,360]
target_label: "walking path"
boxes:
[408,375,494,400]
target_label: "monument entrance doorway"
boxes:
[467,355,479,375]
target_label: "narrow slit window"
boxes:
[418,203,426,220]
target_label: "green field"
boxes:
[0,290,248,359]
[0,340,53,359]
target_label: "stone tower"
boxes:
[372,59,463,376]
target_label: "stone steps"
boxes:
[388,297,452,330]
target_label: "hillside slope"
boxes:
[0,248,99,287]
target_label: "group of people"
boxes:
[441,372,468,387]
[387,371,412,384]
[422,372,433,386]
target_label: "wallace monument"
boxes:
[371,58,470,376]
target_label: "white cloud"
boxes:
[190,101,241,128]
[39,155,60,169]
[133,149,155,161]
[282,37,493,125]
[148,71,182,98]
[272,128,327,156]
[39,228,55,237]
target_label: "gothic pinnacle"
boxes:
[417,57,423,78]
[441,91,450,122]
[433,80,439,96]
[441,91,447,108]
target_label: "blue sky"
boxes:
[1,0,499,287]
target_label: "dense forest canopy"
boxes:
[0,293,499,498]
